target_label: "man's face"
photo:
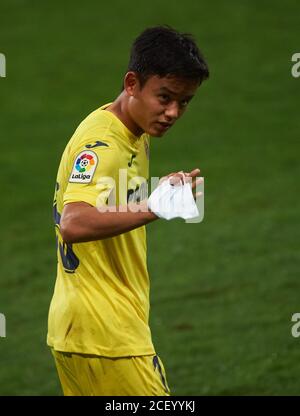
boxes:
[127,74,199,137]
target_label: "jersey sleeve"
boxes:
[63,139,120,208]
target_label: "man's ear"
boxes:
[124,72,140,96]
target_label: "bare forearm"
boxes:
[60,202,158,243]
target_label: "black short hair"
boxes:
[125,25,209,89]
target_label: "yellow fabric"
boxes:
[47,104,155,357]
[51,349,170,396]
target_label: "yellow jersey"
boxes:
[47,103,155,357]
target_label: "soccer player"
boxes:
[47,25,209,396]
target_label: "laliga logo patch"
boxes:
[75,153,95,172]
[69,151,98,183]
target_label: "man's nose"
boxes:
[164,102,180,121]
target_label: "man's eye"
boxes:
[159,94,170,102]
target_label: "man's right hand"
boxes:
[160,168,203,199]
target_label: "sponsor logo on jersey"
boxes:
[69,151,98,183]
[85,140,109,149]
[128,154,136,167]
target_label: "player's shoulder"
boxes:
[69,105,119,153]
[77,104,114,134]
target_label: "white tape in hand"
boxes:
[147,178,199,220]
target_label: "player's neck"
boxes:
[106,94,144,138]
